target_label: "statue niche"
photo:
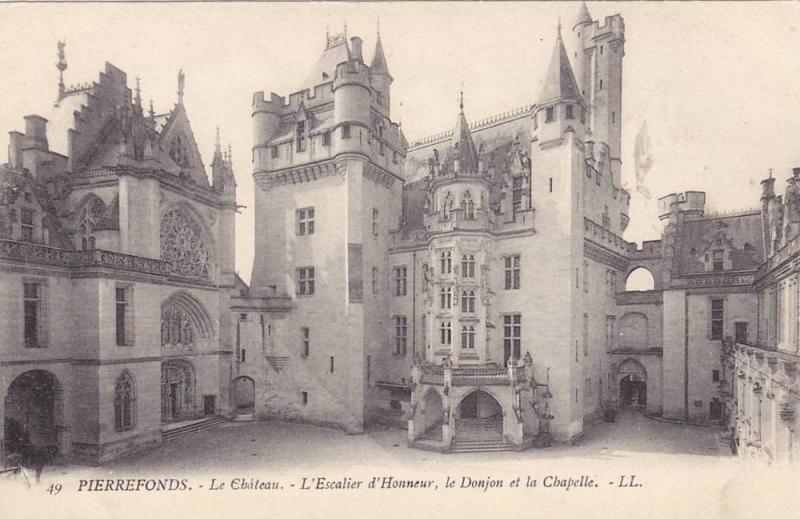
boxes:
[161,306,195,350]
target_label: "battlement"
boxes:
[333,60,370,90]
[252,91,285,114]
[658,191,706,220]
[628,239,663,258]
[408,104,534,150]
[585,14,625,42]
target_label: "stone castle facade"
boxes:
[1,3,797,463]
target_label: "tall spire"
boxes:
[135,76,142,107]
[177,68,185,105]
[574,1,593,29]
[370,26,391,78]
[538,24,582,106]
[442,93,480,175]
[56,40,68,102]
[215,125,221,154]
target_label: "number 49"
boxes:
[46,483,62,495]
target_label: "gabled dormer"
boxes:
[158,102,209,187]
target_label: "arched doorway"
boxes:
[161,360,196,422]
[617,359,647,409]
[422,389,443,440]
[4,370,63,456]
[455,390,503,442]
[232,376,255,416]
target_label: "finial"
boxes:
[377,17,381,37]
[557,17,562,39]
[135,76,142,106]
[215,125,221,153]
[56,40,68,101]
[227,144,233,166]
[769,168,773,179]
[149,99,155,119]
[177,68,185,105]
[459,90,464,113]
[344,20,348,40]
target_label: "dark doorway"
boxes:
[735,322,748,344]
[4,370,63,457]
[203,395,216,415]
[455,391,503,442]
[460,393,478,419]
[231,377,255,416]
[619,375,647,408]
[709,398,723,420]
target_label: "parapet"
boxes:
[585,14,625,43]
[333,60,370,90]
[658,191,706,220]
[252,91,285,115]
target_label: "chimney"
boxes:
[350,36,363,62]
[8,131,24,169]
[760,176,776,201]
[23,115,49,151]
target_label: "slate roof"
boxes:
[674,211,765,274]
[537,30,583,106]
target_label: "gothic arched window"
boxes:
[114,371,136,432]
[461,325,475,349]
[461,290,476,314]
[79,197,105,250]
[461,254,476,278]
[462,191,475,220]
[440,286,452,310]
[160,208,211,279]
[440,321,452,345]
[440,250,452,274]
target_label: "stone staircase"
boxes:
[451,417,513,452]
[161,416,226,442]
[423,422,443,441]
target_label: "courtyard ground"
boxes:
[5,410,798,519]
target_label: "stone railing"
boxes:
[419,364,514,386]
[671,270,755,289]
[756,236,800,281]
[420,365,444,384]
[0,239,209,282]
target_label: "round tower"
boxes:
[572,1,593,101]
[252,91,283,172]
[333,57,371,155]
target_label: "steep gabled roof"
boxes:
[537,28,583,106]
[299,36,350,91]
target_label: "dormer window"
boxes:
[545,107,555,123]
[295,120,306,152]
[322,131,331,147]
[271,145,279,158]
[322,72,329,81]
[342,123,351,139]
[20,208,35,242]
[566,105,574,120]
[712,250,724,271]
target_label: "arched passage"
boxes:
[625,267,655,291]
[232,376,255,415]
[422,388,443,440]
[4,370,63,456]
[161,359,196,422]
[617,359,647,409]
[455,390,503,442]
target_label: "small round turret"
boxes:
[333,60,371,154]
[252,91,283,171]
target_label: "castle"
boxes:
[1,3,798,463]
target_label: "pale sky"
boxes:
[1,1,798,282]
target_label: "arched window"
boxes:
[114,371,136,432]
[462,191,475,220]
[625,267,655,292]
[461,254,476,278]
[440,286,452,309]
[79,197,105,250]
[442,192,454,219]
[461,290,476,314]
[461,325,475,349]
[440,250,452,274]
[160,208,211,279]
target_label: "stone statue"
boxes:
[180,315,193,344]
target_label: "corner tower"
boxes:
[572,2,625,186]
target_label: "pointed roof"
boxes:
[574,1,593,29]
[370,33,391,79]
[299,34,350,91]
[442,94,480,175]
[537,27,583,106]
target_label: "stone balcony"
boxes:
[416,363,525,386]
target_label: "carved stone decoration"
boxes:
[169,135,191,167]
[160,208,210,278]
[161,306,196,349]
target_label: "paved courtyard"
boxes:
[41,409,732,479]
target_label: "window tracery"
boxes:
[160,208,211,278]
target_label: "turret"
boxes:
[333,56,371,155]
[571,1,593,101]
[251,91,284,172]
[532,24,587,145]
[369,28,393,115]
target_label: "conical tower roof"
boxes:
[574,1,593,29]
[442,94,480,175]
[537,26,583,106]
[370,33,391,78]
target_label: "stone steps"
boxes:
[162,416,226,442]
[451,439,515,453]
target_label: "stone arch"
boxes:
[232,376,255,415]
[619,312,649,349]
[161,291,213,349]
[617,358,648,409]
[4,370,64,455]
[625,266,655,291]
[159,202,214,279]
[161,359,197,422]
[454,388,504,441]
[422,387,443,440]
[75,193,106,249]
